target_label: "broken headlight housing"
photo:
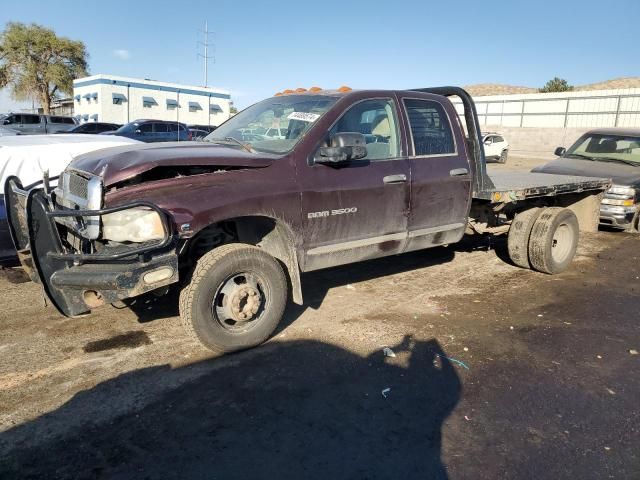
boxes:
[101,207,165,243]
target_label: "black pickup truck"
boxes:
[4,87,610,353]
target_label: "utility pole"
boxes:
[198,21,215,87]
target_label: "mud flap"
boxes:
[26,189,89,317]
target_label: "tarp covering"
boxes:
[0,134,140,188]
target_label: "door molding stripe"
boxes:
[306,223,465,256]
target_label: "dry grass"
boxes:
[464,77,640,96]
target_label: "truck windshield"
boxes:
[205,95,338,154]
[566,133,640,165]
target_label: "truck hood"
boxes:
[532,157,640,187]
[69,141,278,187]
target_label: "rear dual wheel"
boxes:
[508,207,579,274]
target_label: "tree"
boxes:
[0,22,88,113]
[229,101,238,115]
[539,77,573,93]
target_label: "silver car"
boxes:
[0,113,77,134]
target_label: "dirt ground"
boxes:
[0,159,638,479]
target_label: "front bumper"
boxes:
[4,176,179,317]
[599,204,638,229]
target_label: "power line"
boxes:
[197,21,215,88]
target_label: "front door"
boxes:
[299,97,410,271]
[399,95,472,252]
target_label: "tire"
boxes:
[179,243,288,353]
[499,150,508,164]
[508,208,542,269]
[528,208,579,274]
[627,210,639,233]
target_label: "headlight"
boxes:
[101,208,165,243]
[607,185,636,198]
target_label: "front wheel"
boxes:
[179,243,288,353]
[498,150,508,164]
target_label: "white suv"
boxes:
[482,133,509,163]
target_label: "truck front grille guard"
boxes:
[5,175,172,264]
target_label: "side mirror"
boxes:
[316,132,367,164]
[135,129,142,135]
[3,119,10,125]
[483,140,491,146]
[554,147,566,157]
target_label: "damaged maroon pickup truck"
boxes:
[5,87,610,353]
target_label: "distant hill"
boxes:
[464,77,640,96]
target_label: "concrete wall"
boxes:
[73,74,231,127]
[453,88,640,130]
[483,126,591,160]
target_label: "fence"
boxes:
[452,88,640,129]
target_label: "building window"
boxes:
[188,101,202,112]
[143,96,158,108]
[112,93,127,105]
[166,99,179,110]
[74,95,81,103]
[90,114,99,121]
[210,103,223,114]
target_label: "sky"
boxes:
[1,0,639,111]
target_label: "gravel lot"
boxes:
[0,161,638,479]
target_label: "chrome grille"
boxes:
[68,173,89,199]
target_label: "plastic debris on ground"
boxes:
[629,349,638,355]
[436,354,470,370]
[346,284,355,290]
[382,347,396,358]
[381,388,391,398]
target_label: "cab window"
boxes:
[404,99,455,156]
[329,99,400,161]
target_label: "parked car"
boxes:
[188,124,217,134]
[0,113,78,134]
[104,120,191,142]
[482,132,509,163]
[533,128,640,232]
[189,128,210,141]
[5,87,610,353]
[60,122,120,134]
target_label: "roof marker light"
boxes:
[309,86,322,92]
[338,85,352,92]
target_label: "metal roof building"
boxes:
[72,74,231,126]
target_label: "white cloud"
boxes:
[113,49,131,61]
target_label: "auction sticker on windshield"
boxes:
[287,112,320,122]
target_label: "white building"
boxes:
[72,74,231,127]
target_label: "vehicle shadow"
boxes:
[0,336,462,480]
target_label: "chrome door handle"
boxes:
[383,174,407,184]
[449,168,469,176]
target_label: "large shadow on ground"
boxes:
[0,336,461,480]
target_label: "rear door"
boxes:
[299,96,411,271]
[399,95,472,252]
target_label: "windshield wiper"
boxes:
[592,156,640,167]
[211,136,255,153]
[565,153,596,161]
